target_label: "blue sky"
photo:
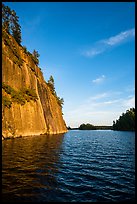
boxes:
[5,2,135,127]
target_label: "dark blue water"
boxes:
[2,130,135,202]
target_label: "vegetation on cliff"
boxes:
[2,3,21,44]
[22,45,40,68]
[2,3,64,111]
[2,82,38,107]
[2,3,40,67]
[2,3,67,138]
[32,50,40,66]
[112,108,135,131]
[47,75,64,109]
[2,96,12,109]
[2,29,23,67]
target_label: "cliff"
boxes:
[2,30,67,139]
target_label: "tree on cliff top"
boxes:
[47,75,64,109]
[32,50,40,65]
[2,3,21,44]
[47,75,55,94]
[10,10,21,45]
[2,3,11,33]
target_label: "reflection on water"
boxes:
[2,131,135,202]
[2,134,65,202]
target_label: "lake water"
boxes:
[2,130,135,202]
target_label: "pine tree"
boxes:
[2,3,11,33]
[48,75,54,86]
[2,3,22,45]
[56,96,64,108]
[47,75,64,109]
[32,50,40,65]
[10,10,21,44]
[47,75,55,94]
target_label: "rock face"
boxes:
[2,30,67,139]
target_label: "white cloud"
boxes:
[102,99,122,105]
[83,49,103,57]
[92,75,106,84]
[63,91,135,127]
[87,92,109,101]
[82,28,135,57]
[103,28,135,46]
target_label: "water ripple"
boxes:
[2,131,135,202]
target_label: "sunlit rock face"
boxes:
[2,30,67,139]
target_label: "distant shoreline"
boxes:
[68,126,112,130]
[68,128,135,132]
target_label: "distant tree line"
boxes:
[68,125,112,130]
[79,123,97,130]
[68,108,135,131]
[78,124,112,130]
[95,126,112,130]
[112,108,135,131]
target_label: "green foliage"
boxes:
[57,97,64,107]
[33,50,40,59]
[21,88,38,102]
[22,46,32,57]
[95,126,112,130]
[32,50,40,65]
[11,91,26,105]
[13,56,23,67]
[112,108,135,131]
[2,3,21,44]
[2,82,15,95]
[47,75,64,109]
[2,29,23,68]
[47,75,56,94]
[79,123,97,130]
[22,47,41,71]
[2,82,38,106]
[48,75,54,84]
[22,46,28,54]
[2,96,12,108]
[2,3,11,33]
[2,3,41,69]
[10,10,21,44]
[2,4,42,71]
